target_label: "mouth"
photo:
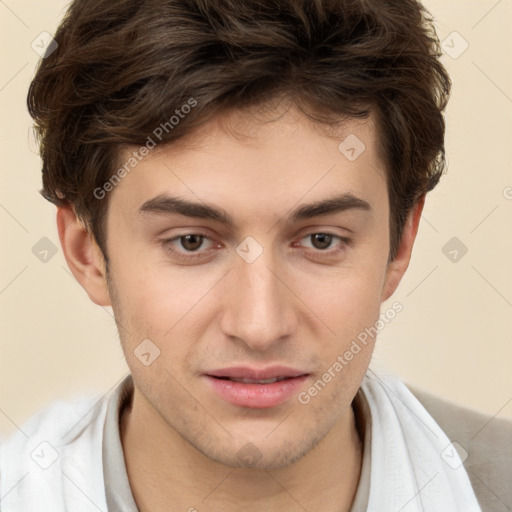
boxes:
[213,376,292,384]
[204,366,310,408]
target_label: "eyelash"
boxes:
[161,231,218,262]
[160,232,352,262]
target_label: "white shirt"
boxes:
[0,368,481,511]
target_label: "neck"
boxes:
[120,388,363,512]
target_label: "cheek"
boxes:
[110,266,200,391]
[298,256,386,337]
[110,255,224,354]
[308,287,380,371]
[296,272,382,404]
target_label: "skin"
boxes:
[57,103,424,512]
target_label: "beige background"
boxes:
[1,0,511,440]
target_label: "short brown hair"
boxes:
[28,0,451,262]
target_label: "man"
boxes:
[1,0,510,510]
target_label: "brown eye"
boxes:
[309,233,333,250]
[161,232,219,263]
[180,234,205,251]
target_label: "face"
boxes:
[103,104,394,469]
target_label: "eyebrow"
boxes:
[138,192,371,226]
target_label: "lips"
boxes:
[206,366,307,381]
[220,376,289,384]
[204,366,309,408]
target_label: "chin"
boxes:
[192,429,324,470]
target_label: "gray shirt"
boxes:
[102,375,371,511]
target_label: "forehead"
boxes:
[108,105,388,226]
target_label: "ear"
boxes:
[381,195,425,302]
[56,206,111,306]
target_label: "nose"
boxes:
[219,248,298,352]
